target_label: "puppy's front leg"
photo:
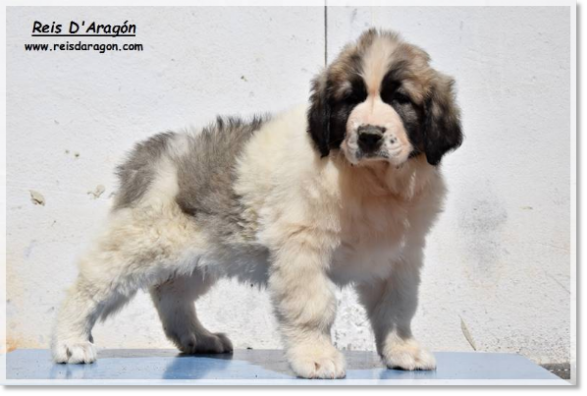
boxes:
[268,240,345,379]
[356,252,436,371]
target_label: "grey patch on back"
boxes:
[113,132,176,209]
[175,115,271,244]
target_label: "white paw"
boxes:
[175,332,233,354]
[288,346,346,379]
[382,338,436,371]
[52,340,98,364]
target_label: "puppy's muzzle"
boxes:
[358,125,385,153]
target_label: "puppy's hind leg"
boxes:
[52,206,195,364]
[150,270,233,354]
[51,256,136,364]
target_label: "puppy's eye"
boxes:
[344,87,367,105]
[341,78,368,105]
[392,91,411,104]
[381,88,412,106]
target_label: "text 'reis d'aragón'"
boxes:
[32,20,136,36]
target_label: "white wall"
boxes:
[6,6,571,366]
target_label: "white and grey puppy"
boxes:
[52,29,462,379]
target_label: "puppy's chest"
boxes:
[328,197,412,285]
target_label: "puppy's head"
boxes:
[308,29,462,166]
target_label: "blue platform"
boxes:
[3,349,567,385]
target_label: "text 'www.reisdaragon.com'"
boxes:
[24,41,144,54]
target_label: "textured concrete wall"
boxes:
[6,6,571,366]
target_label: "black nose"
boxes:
[358,125,385,153]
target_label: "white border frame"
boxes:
[1,0,578,387]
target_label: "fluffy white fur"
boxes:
[52,105,444,376]
[52,29,460,379]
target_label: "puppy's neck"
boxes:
[334,152,436,201]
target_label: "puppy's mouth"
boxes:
[343,144,407,167]
[355,149,390,162]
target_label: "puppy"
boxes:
[52,28,462,379]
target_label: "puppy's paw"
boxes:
[52,340,98,364]
[288,345,346,379]
[382,338,436,371]
[176,332,233,354]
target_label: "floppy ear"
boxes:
[423,73,463,166]
[307,73,332,157]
